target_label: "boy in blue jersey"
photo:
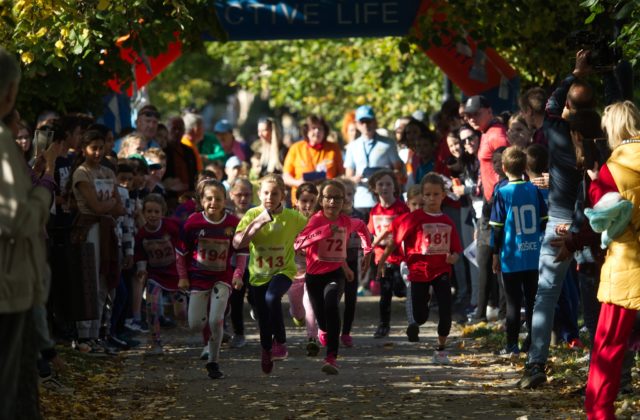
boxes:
[490,147,548,357]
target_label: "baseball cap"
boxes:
[463,96,491,114]
[225,156,242,169]
[138,104,160,119]
[355,105,375,122]
[214,119,233,133]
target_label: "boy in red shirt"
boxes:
[378,172,462,363]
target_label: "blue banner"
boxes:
[210,0,422,40]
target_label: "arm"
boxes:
[375,242,396,279]
[233,209,272,249]
[176,251,189,290]
[75,181,116,215]
[546,50,591,116]
[283,171,304,188]
[231,254,248,290]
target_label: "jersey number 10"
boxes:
[512,204,537,235]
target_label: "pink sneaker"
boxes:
[261,350,273,374]
[271,340,288,361]
[318,330,327,347]
[340,334,353,348]
[322,353,339,375]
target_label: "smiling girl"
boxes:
[176,179,247,379]
[294,180,372,374]
[233,174,307,374]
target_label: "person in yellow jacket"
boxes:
[584,101,640,420]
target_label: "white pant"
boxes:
[188,283,231,363]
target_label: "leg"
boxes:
[377,264,393,327]
[322,273,344,357]
[250,283,272,351]
[475,216,493,319]
[303,283,318,339]
[502,272,524,348]
[411,282,431,326]
[145,280,163,343]
[306,273,329,333]
[522,270,539,347]
[528,218,573,365]
[431,274,453,343]
[207,284,231,363]
[265,274,292,345]
[578,265,601,344]
[0,312,27,419]
[342,258,358,336]
[585,303,637,420]
[187,289,211,332]
[287,279,305,321]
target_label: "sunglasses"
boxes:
[461,135,478,143]
[140,111,160,119]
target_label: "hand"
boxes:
[178,278,189,291]
[445,252,459,265]
[573,49,592,78]
[122,255,133,270]
[531,173,549,189]
[550,234,573,262]
[492,254,501,274]
[232,277,243,290]
[255,208,273,225]
[587,162,599,181]
[343,265,354,282]
[452,185,466,197]
[376,263,386,280]
[361,252,372,276]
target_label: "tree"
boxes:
[0,0,221,122]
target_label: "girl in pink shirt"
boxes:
[295,180,372,374]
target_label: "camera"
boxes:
[566,29,621,69]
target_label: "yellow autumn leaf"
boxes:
[55,40,64,50]
[20,51,34,64]
[97,0,109,11]
[35,27,47,37]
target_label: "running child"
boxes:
[490,146,547,357]
[233,174,307,374]
[177,179,247,379]
[134,194,187,355]
[378,173,462,363]
[339,177,367,347]
[227,178,255,349]
[287,182,321,356]
[295,180,372,374]
[368,169,409,338]
[402,185,424,342]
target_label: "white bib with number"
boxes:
[317,227,347,262]
[196,238,229,271]
[421,223,452,255]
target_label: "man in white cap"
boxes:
[344,105,404,218]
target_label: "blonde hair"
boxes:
[406,184,422,200]
[259,173,286,195]
[117,132,144,158]
[601,101,640,150]
[258,118,284,174]
[144,147,166,162]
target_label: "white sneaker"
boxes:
[200,345,209,361]
[432,350,450,364]
[487,306,500,322]
[39,375,74,394]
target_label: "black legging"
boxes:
[411,274,452,338]
[249,274,292,351]
[306,268,345,357]
[501,270,538,348]
[342,256,358,335]
[229,268,249,336]
[378,263,404,327]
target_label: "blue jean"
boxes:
[250,274,292,351]
[528,216,573,365]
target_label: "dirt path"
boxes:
[111,297,584,419]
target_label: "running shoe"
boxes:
[306,338,320,357]
[340,334,353,348]
[373,324,390,339]
[321,353,339,375]
[261,350,273,374]
[206,362,224,379]
[432,350,450,364]
[271,340,288,361]
[230,335,246,349]
[517,363,547,389]
[107,335,131,351]
[125,319,149,333]
[406,324,420,342]
[318,330,327,347]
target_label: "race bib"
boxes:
[317,227,347,262]
[144,237,175,267]
[254,245,286,275]
[372,215,395,247]
[421,223,452,255]
[196,238,229,271]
